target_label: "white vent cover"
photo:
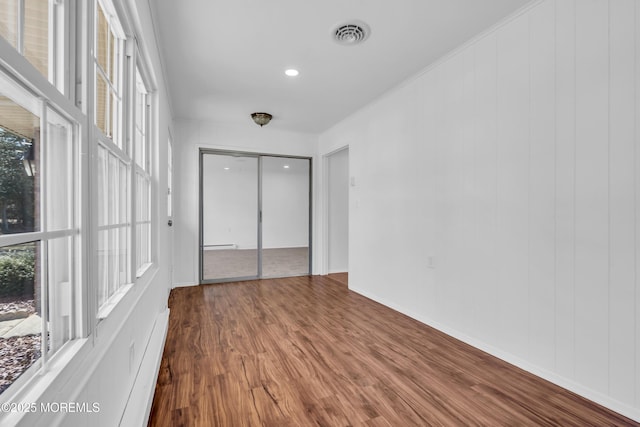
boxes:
[333,21,370,45]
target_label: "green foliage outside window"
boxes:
[0,127,34,234]
[0,247,35,298]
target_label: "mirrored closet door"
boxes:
[200,150,311,283]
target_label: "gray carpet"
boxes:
[202,247,309,281]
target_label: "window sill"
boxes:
[97,283,134,320]
[136,262,153,279]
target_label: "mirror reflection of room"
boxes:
[201,153,310,282]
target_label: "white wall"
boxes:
[318,0,640,421]
[173,120,316,286]
[327,148,349,273]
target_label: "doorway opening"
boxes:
[326,147,349,274]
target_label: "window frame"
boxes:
[0,65,81,400]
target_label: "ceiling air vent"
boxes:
[333,21,370,45]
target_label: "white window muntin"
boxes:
[0,70,79,391]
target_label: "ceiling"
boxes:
[151,0,533,134]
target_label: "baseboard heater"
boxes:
[204,244,237,250]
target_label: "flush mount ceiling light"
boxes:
[285,69,299,77]
[251,112,272,127]
[333,21,370,45]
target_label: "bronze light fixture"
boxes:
[251,112,272,127]
[22,142,36,177]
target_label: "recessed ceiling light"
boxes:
[224,167,230,170]
[283,165,290,169]
[284,69,299,77]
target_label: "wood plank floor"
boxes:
[148,275,638,426]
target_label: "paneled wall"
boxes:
[319,0,640,419]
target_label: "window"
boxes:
[95,9,155,314]
[94,0,137,316]
[0,0,67,91]
[0,74,77,394]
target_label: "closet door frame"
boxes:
[199,148,312,284]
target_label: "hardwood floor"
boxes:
[148,275,637,426]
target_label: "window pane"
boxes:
[110,88,119,146]
[97,227,129,309]
[135,222,150,271]
[96,4,109,75]
[118,226,128,283]
[0,95,39,234]
[0,0,18,48]
[97,145,107,227]
[135,173,144,221]
[135,222,140,270]
[134,70,147,170]
[119,160,127,223]
[140,223,149,267]
[108,228,117,296]
[47,236,72,353]
[95,72,110,137]
[45,107,72,231]
[0,241,41,394]
[23,0,49,79]
[135,171,150,271]
[109,30,116,84]
[108,154,117,224]
[97,229,108,307]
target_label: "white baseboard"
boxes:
[173,281,197,288]
[120,309,170,427]
[349,286,640,423]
